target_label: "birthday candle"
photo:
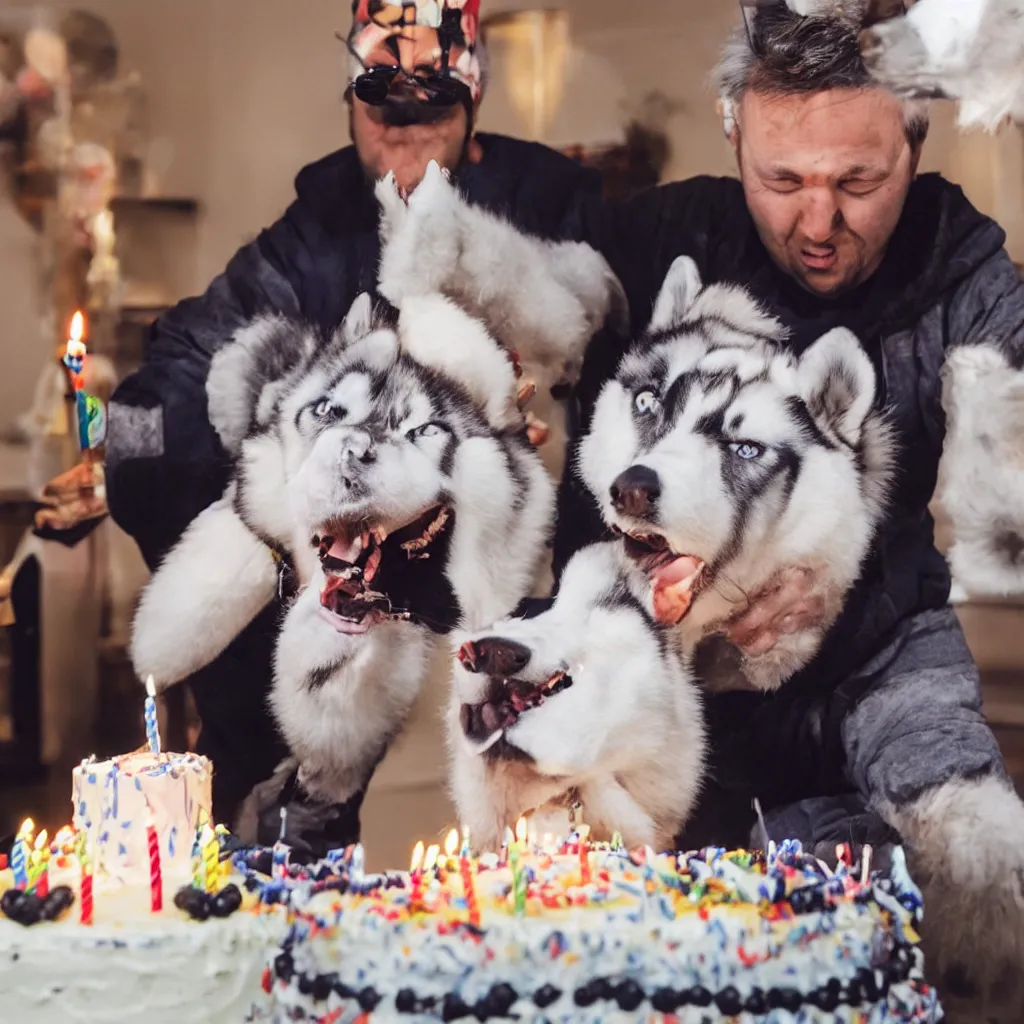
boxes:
[459,846,480,927]
[201,824,219,894]
[272,808,288,881]
[77,830,93,925]
[579,824,592,886]
[144,677,161,756]
[30,830,50,898]
[409,841,425,913]
[11,818,32,890]
[147,812,163,912]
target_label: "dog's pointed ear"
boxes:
[340,292,376,345]
[798,328,877,446]
[206,316,316,456]
[648,256,703,333]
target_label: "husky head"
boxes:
[206,292,551,639]
[448,542,706,851]
[578,257,895,689]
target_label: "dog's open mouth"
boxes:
[457,656,573,758]
[620,530,707,626]
[315,505,453,635]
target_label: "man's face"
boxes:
[734,87,919,297]
[350,27,471,192]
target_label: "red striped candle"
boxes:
[80,869,93,925]
[147,814,162,913]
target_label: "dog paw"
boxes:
[892,777,1024,1023]
[377,160,459,305]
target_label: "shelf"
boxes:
[111,195,199,215]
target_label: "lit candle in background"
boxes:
[443,829,459,877]
[62,311,90,452]
[144,676,161,756]
[11,818,32,890]
[147,811,162,912]
[460,842,480,928]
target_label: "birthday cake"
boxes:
[254,834,942,1023]
[0,744,942,1024]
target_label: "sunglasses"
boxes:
[351,63,469,107]
[342,26,470,109]
[738,0,909,55]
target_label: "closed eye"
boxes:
[729,441,764,460]
[407,421,449,441]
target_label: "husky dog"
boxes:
[450,542,705,851]
[579,256,895,692]
[448,256,894,848]
[856,0,1024,130]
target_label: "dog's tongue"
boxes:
[651,555,705,625]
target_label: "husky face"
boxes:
[448,542,705,851]
[578,257,895,689]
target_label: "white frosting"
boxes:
[72,752,212,890]
[0,910,283,1024]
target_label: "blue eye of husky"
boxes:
[729,441,763,460]
[634,390,661,415]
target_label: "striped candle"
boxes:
[11,818,32,890]
[147,813,163,912]
[144,676,161,755]
[77,831,93,925]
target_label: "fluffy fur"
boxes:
[577,256,895,691]
[858,0,1024,130]
[376,160,628,395]
[886,775,1024,1022]
[449,542,706,851]
[937,344,1024,596]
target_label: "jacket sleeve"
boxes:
[939,245,1024,596]
[841,605,1007,811]
[106,206,314,570]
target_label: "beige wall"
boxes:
[7,0,1024,298]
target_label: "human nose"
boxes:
[799,188,843,243]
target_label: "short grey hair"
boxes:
[714,3,929,149]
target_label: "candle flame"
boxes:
[146,675,156,699]
[33,830,49,852]
[515,816,528,844]
[410,840,424,873]
[423,844,440,873]
[54,826,74,849]
[444,829,459,858]
[17,817,34,839]
[70,311,84,344]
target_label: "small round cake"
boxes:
[72,750,212,893]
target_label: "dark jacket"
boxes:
[106,134,604,820]
[560,173,1022,841]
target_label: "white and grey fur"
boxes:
[447,257,893,849]
[449,541,706,852]
[936,344,1024,596]
[857,0,1024,130]
[578,256,896,692]
[375,160,628,397]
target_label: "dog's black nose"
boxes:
[458,638,532,677]
[610,465,661,520]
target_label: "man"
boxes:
[544,4,1023,1019]
[106,0,605,839]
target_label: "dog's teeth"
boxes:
[471,730,504,756]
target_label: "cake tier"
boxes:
[0,902,284,1024]
[254,844,941,1023]
[72,751,212,889]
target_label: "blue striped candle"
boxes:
[144,676,161,755]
